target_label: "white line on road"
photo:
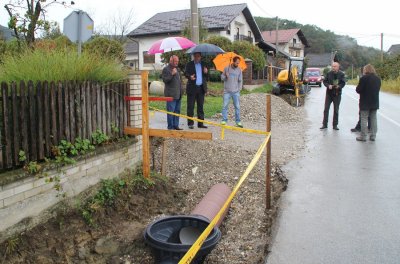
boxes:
[344,89,400,128]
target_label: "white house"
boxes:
[261,29,309,58]
[127,3,263,70]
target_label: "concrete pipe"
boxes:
[190,183,231,227]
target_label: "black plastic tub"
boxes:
[143,215,221,264]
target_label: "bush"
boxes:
[83,36,126,62]
[0,49,128,82]
[208,69,222,82]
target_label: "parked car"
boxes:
[304,68,323,87]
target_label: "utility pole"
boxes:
[380,33,384,62]
[190,0,199,44]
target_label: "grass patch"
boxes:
[0,49,128,83]
[149,95,223,118]
[346,78,400,94]
[381,78,400,94]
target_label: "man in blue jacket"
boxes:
[184,52,208,129]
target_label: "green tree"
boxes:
[232,41,266,71]
[204,36,232,53]
[4,0,75,47]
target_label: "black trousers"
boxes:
[322,92,341,127]
[187,87,205,126]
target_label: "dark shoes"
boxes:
[351,127,361,132]
[370,136,376,141]
[188,125,194,129]
[320,126,327,130]
[333,126,339,130]
[198,124,208,129]
[174,127,183,130]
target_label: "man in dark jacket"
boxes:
[355,64,381,141]
[184,52,208,129]
[162,55,183,130]
[320,62,346,130]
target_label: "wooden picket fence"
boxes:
[0,80,130,170]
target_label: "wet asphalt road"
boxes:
[265,85,400,264]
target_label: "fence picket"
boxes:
[37,82,45,160]
[81,82,87,139]
[91,83,97,134]
[69,81,76,142]
[64,81,71,142]
[75,82,82,139]
[28,81,37,161]
[57,82,64,141]
[101,84,106,133]
[50,81,58,146]
[43,81,51,157]
[20,81,29,162]
[1,83,12,168]
[86,82,92,138]
[11,82,20,166]
[96,83,102,131]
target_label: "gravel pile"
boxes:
[150,93,307,263]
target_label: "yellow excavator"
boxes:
[272,57,309,106]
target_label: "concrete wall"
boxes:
[0,72,143,243]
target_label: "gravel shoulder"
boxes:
[152,93,307,263]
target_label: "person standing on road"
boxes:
[162,55,183,130]
[221,56,243,128]
[355,64,381,141]
[184,52,208,129]
[320,61,346,130]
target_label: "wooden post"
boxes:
[161,139,167,176]
[266,95,271,209]
[141,71,150,178]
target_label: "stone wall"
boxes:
[0,72,144,243]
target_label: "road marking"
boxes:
[344,89,400,128]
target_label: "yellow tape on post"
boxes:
[178,135,270,264]
[149,106,271,136]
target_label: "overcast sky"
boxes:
[1,0,399,51]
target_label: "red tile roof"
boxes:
[262,29,301,43]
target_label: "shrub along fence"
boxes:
[0,80,130,170]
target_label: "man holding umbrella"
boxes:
[184,52,208,129]
[162,55,183,130]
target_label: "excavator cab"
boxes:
[272,57,308,106]
[272,57,307,95]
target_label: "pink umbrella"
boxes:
[148,36,196,54]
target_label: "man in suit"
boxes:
[184,52,208,129]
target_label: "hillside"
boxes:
[255,16,382,71]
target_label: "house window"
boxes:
[227,25,231,35]
[143,51,155,64]
[248,31,252,37]
[293,39,297,44]
[236,27,240,38]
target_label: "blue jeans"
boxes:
[222,92,240,123]
[166,99,181,129]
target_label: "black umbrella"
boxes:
[186,43,225,55]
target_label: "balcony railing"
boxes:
[290,42,303,49]
[234,34,253,43]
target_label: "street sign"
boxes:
[63,10,94,54]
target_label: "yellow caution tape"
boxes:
[149,106,271,137]
[178,135,270,264]
[221,128,225,140]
